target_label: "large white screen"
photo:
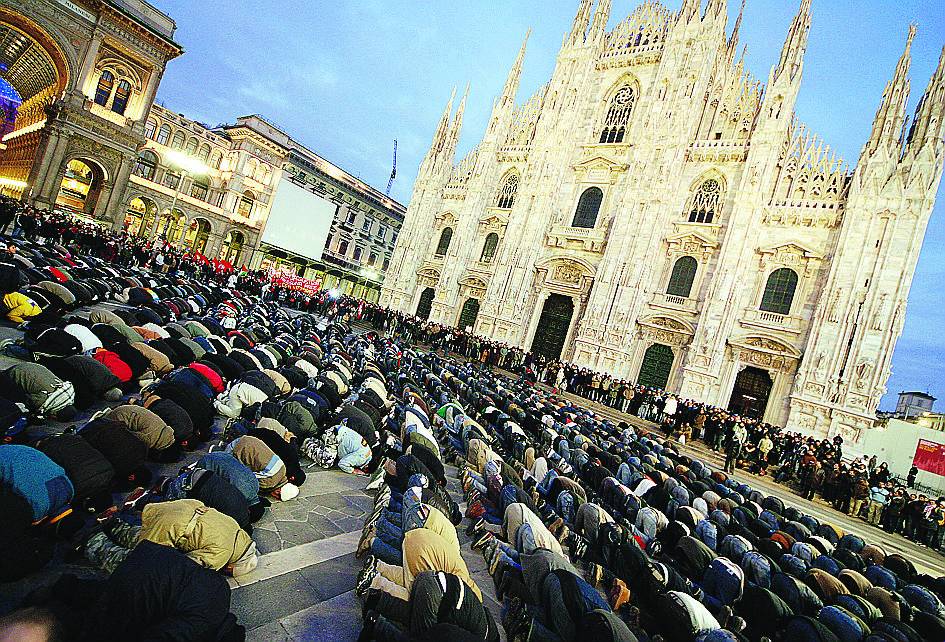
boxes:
[261,177,337,261]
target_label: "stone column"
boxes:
[77,34,104,98]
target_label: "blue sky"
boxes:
[150,0,945,410]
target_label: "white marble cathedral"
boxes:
[381,0,945,439]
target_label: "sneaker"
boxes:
[465,500,486,520]
[556,525,570,544]
[546,517,564,536]
[586,562,603,587]
[357,529,375,559]
[121,487,149,511]
[95,505,119,524]
[609,579,631,611]
[356,556,378,597]
[571,534,589,559]
[472,532,493,551]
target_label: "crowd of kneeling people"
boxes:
[0,236,944,641]
[351,351,945,642]
[0,240,401,640]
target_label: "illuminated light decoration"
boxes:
[2,118,47,143]
[0,177,28,188]
[327,288,341,299]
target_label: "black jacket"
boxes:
[82,540,242,642]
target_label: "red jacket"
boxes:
[188,362,225,394]
[92,349,133,383]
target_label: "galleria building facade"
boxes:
[381,0,945,440]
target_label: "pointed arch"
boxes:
[495,170,520,209]
[685,170,727,223]
[598,77,639,144]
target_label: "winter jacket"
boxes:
[130,341,173,374]
[3,291,40,323]
[88,309,142,343]
[64,323,104,353]
[196,451,260,505]
[92,348,133,383]
[80,540,243,642]
[106,404,176,450]
[139,499,255,573]
[0,444,74,523]
[227,435,287,490]
[2,362,75,415]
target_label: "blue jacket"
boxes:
[0,444,74,522]
[196,451,260,505]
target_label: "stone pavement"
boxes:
[554,389,945,576]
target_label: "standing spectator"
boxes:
[907,465,918,488]
[866,481,890,526]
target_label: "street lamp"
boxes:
[161,149,210,242]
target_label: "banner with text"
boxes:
[913,439,945,477]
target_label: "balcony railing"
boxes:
[88,102,131,128]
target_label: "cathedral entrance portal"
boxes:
[637,343,674,389]
[728,366,773,418]
[530,293,573,360]
[458,297,480,331]
[416,287,434,321]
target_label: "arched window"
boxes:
[760,268,798,315]
[132,150,158,181]
[94,70,114,106]
[111,80,131,114]
[666,256,698,298]
[156,124,171,146]
[237,191,255,218]
[338,240,349,255]
[687,178,722,223]
[162,170,181,190]
[144,119,157,139]
[496,173,519,209]
[186,137,198,155]
[435,227,453,256]
[598,85,635,143]
[572,187,603,228]
[189,177,209,201]
[171,131,185,150]
[480,232,499,263]
[210,151,223,169]
[198,144,211,162]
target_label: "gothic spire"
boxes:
[501,30,529,107]
[678,0,701,24]
[568,0,593,45]
[907,44,945,149]
[726,0,746,60]
[420,88,455,175]
[774,0,812,83]
[444,83,469,165]
[864,24,915,156]
[589,0,612,42]
[706,0,727,20]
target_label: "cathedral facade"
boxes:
[380,0,945,440]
